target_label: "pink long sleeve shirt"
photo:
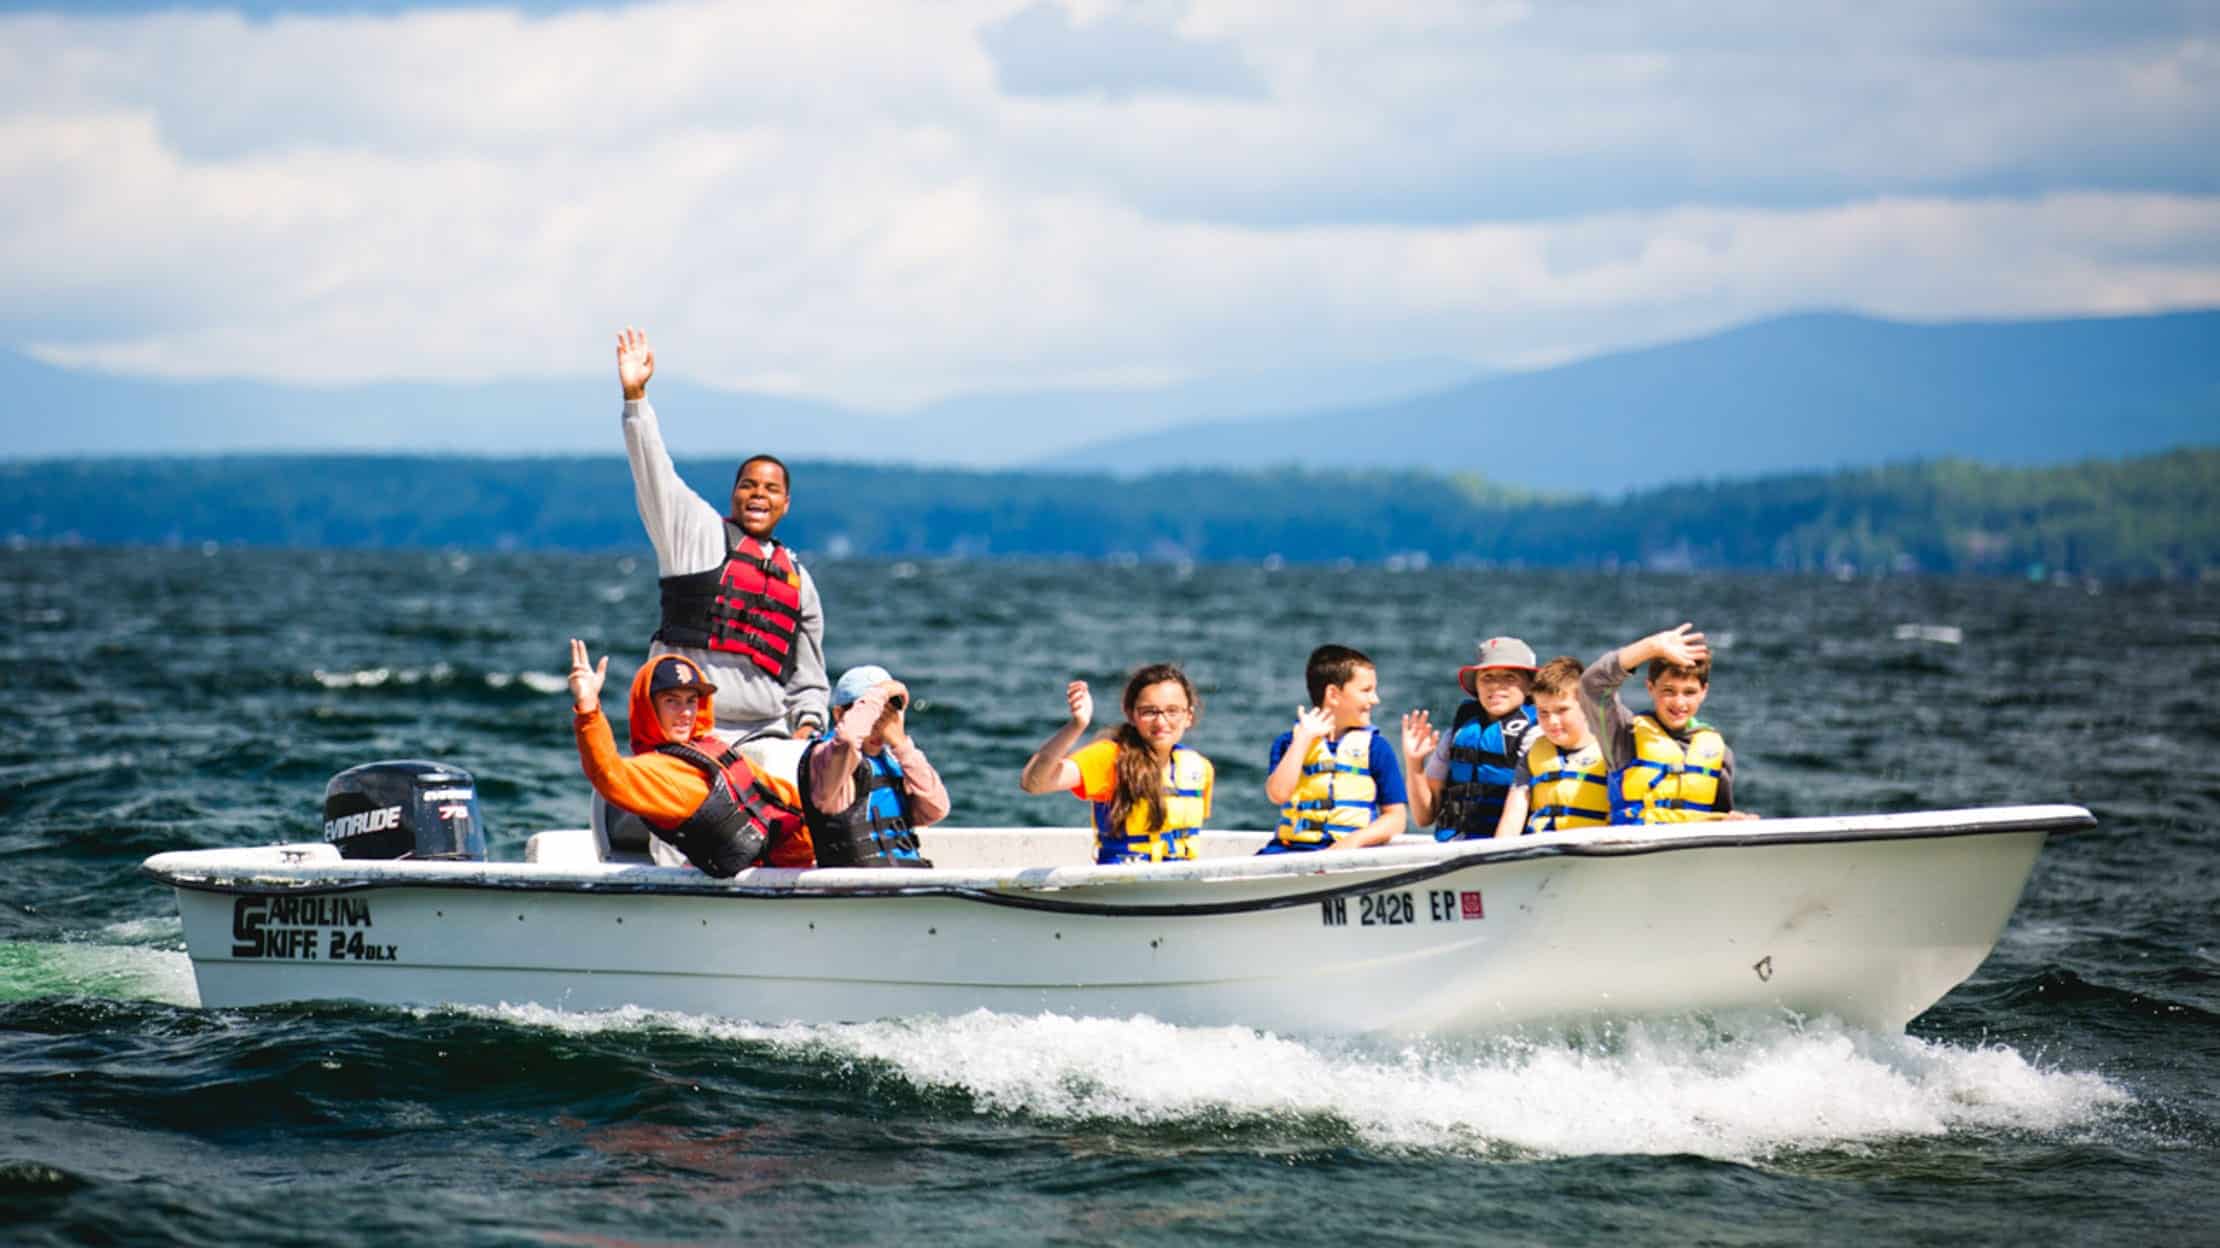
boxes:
[805,688,951,827]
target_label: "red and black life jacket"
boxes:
[655,521,805,683]
[648,739,812,875]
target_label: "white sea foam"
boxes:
[466,1005,2131,1161]
[96,915,183,944]
[516,671,570,695]
[1893,623,1965,645]
[0,940,200,1007]
[312,664,474,689]
[313,667,393,688]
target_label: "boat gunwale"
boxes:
[140,804,2093,919]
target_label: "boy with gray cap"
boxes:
[1402,637,1541,839]
[797,665,950,867]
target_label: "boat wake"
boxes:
[0,938,199,1008]
[2,940,2137,1166]
[471,1003,2132,1162]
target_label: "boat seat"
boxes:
[524,828,604,866]
[589,792,659,865]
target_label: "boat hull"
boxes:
[147,807,2084,1035]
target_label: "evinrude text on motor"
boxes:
[321,760,488,862]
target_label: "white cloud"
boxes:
[981,0,1265,99]
[0,0,2216,410]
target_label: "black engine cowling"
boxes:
[322,760,488,861]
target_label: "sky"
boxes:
[2,0,2217,411]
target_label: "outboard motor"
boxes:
[322,760,488,861]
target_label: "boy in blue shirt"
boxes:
[1262,644,1410,852]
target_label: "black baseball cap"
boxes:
[648,656,711,697]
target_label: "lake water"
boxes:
[2,548,2214,1244]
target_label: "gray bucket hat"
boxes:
[1457,636,1537,695]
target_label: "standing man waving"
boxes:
[616,327,828,742]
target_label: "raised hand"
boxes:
[567,638,609,712]
[877,679,911,747]
[1019,679,1091,794]
[1292,705,1335,743]
[1400,708,1439,764]
[1653,622,1709,668]
[616,326,656,400]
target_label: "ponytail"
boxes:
[1108,723,1166,834]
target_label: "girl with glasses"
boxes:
[1018,664,1215,865]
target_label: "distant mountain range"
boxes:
[1039,310,2220,492]
[0,347,1472,470]
[6,310,2214,495]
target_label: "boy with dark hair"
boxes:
[1403,636,1540,840]
[1579,623,1756,824]
[615,327,828,742]
[1261,644,1411,852]
[1493,655,1611,836]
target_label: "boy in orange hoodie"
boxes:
[567,639,815,874]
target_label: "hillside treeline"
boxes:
[4,448,2215,581]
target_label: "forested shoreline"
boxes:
[4,448,2215,581]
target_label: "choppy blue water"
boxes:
[3,549,2215,1245]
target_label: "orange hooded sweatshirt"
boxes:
[574,656,814,868]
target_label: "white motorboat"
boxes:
[142,800,2090,1035]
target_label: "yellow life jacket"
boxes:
[1524,737,1610,833]
[1608,715,1727,825]
[1092,745,1213,864]
[1272,728,1379,850]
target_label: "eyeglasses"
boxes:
[1133,705,1190,722]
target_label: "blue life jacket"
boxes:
[799,734,930,868]
[1436,701,1537,840]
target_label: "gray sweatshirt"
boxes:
[1578,649,1736,813]
[623,398,829,739]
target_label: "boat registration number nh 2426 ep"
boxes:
[1320,889,1483,927]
